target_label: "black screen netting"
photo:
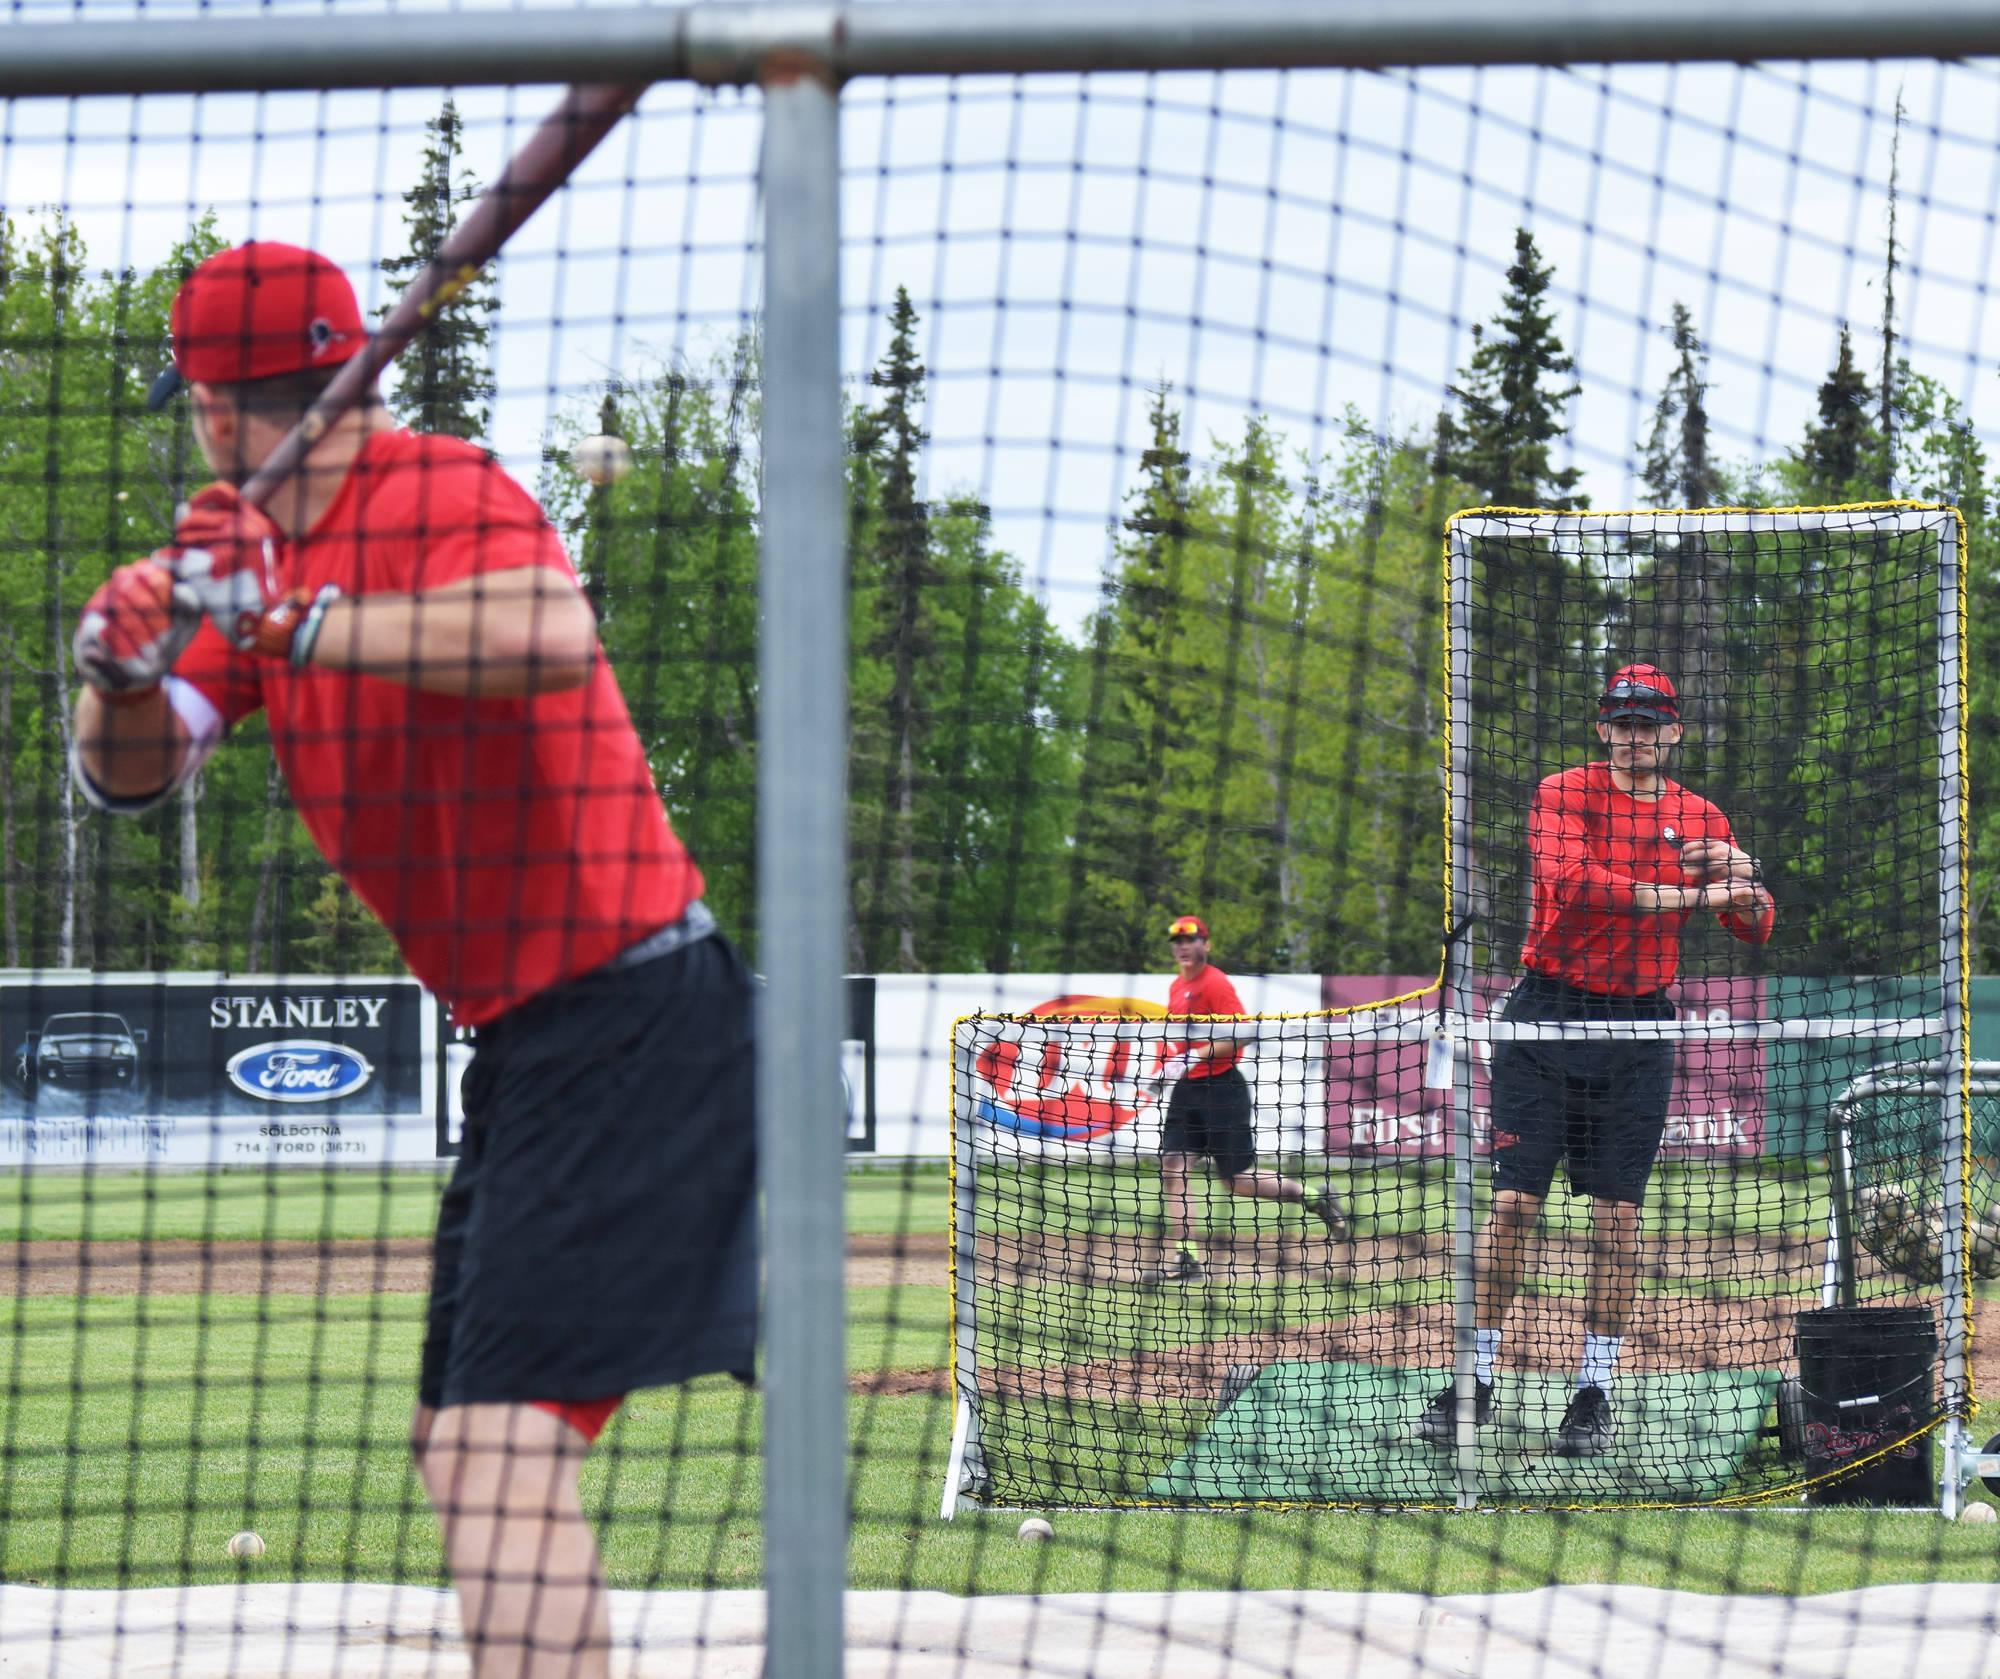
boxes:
[949,508,1969,1514]
[4,18,2000,1679]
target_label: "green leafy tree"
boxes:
[378,98,496,442]
[542,345,761,952]
[1073,405,1445,975]
[0,215,249,971]
[846,291,1079,971]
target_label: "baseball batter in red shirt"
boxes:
[1143,915,1348,1285]
[69,242,755,1679]
[1415,665,1772,1457]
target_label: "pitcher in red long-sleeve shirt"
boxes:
[1139,915,1350,1287]
[1414,664,1773,1458]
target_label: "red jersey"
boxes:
[1168,962,1246,1078]
[1518,761,1771,995]
[172,429,703,1025]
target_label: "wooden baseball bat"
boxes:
[240,81,645,508]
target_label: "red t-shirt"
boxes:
[1168,963,1246,1078]
[172,430,703,1024]
[1518,761,1772,995]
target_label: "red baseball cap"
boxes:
[148,241,367,409]
[1599,662,1678,721]
[1166,915,1209,940]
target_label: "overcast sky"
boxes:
[4,4,1996,630]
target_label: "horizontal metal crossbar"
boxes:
[1832,1060,2000,1105]
[960,1016,1946,1043]
[1452,510,1954,540]
[4,1,2000,97]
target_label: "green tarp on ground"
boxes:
[1145,1361,1782,1505]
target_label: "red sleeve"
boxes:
[1529,772,1638,912]
[1709,811,1777,947]
[168,620,265,726]
[1198,969,1246,1015]
[382,445,573,592]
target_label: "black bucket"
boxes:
[1795,1306,1936,1506]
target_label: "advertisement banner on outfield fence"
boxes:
[880,972,1323,1160]
[1320,974,1767,1159]
[0,974,435,1167]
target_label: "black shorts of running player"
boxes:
[1487,969,1677,1205]
[420,920,758,1410]
[1161,1065,1257,1180]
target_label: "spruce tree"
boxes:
[1631,305,1729,757]
[379,99,496,441]
[1641,303,1720,509]
[853,287,934,970]
[1801,323,1880,492]
[1442,228,1586,509]
[1078,385,1197,967]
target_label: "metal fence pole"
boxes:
[1936,511,1968,1516]
[758,57,847,1679]
[1445,522,1481,1511]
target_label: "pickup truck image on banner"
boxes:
[0,975,435,1167]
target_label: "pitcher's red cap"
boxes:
[1599,663,1678,721]
[1167,915,1209,940]
[149,241,366,408]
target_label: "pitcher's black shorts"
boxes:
[420,930,758,1410]
[1162,1066,1257,1180]
[1487,969,1676,1205]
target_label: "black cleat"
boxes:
[1414,1377,1492,1446]
[1141,1249,1204,1288]
[1554,1383,1616,1458]
[1306,1188,1351,1240]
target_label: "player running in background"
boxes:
[1414,664,1772,1456]
[70,241,755,1679]
[1143,915,1348,1285]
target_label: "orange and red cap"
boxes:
[1166,915,1209,941]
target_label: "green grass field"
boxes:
[1,1164,1994,1594]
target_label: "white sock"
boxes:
[1579,1333,1623,1392]
[1474,1327,1502,1385]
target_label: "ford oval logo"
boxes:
[225,1039,374,1104]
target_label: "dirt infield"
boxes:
[1,1238,437,1297]
[0,1231,955,1298]
[12,1230,1990,1420]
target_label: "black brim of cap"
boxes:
[147,366,184,411]
[1602,706,1676,721]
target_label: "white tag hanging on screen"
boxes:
[1424,1032,1455,1090]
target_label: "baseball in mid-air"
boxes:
[1958,1501,1997,1523]
[1016,1516,1054,1542]
[226,1530,266,1558]
[572,434,633,487]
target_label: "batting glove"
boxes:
[72,560,201,698]
[170,483,310,658]
[1145,1052,1192,1097]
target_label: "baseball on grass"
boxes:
[1958,1501,1997,1524]
[1016,1517,1054,1542]
[572,434,633,487]
[226,1530,266,1558]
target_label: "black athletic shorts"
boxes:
[419,926,758,1410]
[1486,969,1676,1205]
[1161,1066,1257,1180]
